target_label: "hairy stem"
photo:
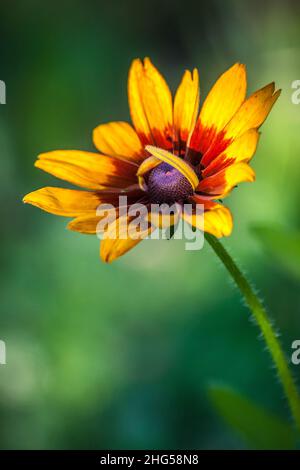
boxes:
[205,233,300,431]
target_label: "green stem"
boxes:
[205,233,300,431]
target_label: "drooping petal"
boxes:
[136,155,161,190]
[68,215,104,234]
[148,203,181,229]
[187,63,246,160]
[100,215,153,263]
[182,202,233,238]
[145,145,199,190]
[128,57,173,149]
[93,121,144,163]
[198,162,255,196]
[202,128,260,177]
[203,204,233,237]
[22,187,116,216]
[174,68,199,155]
[68,213,116,234]
[67,188,146,234]
[35,150,137,190]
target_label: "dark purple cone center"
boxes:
[147,162,194,204]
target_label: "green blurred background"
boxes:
[0,0,300,449]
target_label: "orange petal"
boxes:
[22,186,113,216]
[93,121,144,163]
[202,128,260,177]
[188,63,246,157]
[174,68,199,154]
[35,150,137,190]
[198,162,255,196]
[182,202,233,238]
[128,57,173,149]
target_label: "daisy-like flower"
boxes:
[23,58,280,262]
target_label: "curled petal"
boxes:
[145,145,199,190]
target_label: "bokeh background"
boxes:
[0,0,300,449]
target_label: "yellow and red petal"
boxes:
[174,68,199,155]
[188,63,246,159]
[128,57,173,149]
[93,121,144,164]
[202,128,260,177]
[224,83,281,139]
[198,162,255,196]
[200,84,280,167]
[22,186,112,217]
[35,150,137,190]
[182,202,233,238]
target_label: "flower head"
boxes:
[23,58,280,262]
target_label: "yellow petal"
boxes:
[137,156,161,177]
[174,68,200,152]
[182,203,233,237]
[204,204,233,237]
[93,121,144,163]
[198,162,255,196]
[225,84,281,138]
[200,63,246,133]
[23,187,108,216]
[136,155,161,190]
[148,204,180,228]
[35,150,137,190]
[68,215,103,234]
[188,63,246,156]
[100,215,152,263]
[128,57,173,148]
[145,145,199,190]
[202,128,260,177]
[68,212,116,234]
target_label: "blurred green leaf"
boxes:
[251,225,300,280]
[208,384,296,449]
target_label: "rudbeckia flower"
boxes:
[23,58,280,262]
